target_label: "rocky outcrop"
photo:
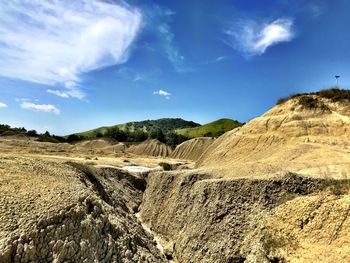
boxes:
[171,137,215,161]
[0,157,165,263]
[127,139,172,157]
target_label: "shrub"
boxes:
[37,135,60,143]
[159,162,172,171]
[318,87,350,102]
[276,97,288,105]
[165,132,189,149]
[67,134,83,143]
[134,129,148,142]
[150,128,165,142]
[297,96,330,111]
[27,130,38,137]
[276,88,350,105]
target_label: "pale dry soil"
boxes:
[0,138,189,263]
[2,94,350,263]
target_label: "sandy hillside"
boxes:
[171,137,215,161]
[76,138,127,155]
[127,139,172,157]
[75,138,117,148]
[197,95,350,179]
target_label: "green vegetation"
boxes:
[158,162,172,171]
[0,124,28,136]
[75,118,200,139]
[67,118,200,147]
[176,118,242,138]
[277,87,350,105]
[37,131,66,143]
[67,118,241,146]
[1,117,242,148]
[0,124,67,143]
[297,95,330,111]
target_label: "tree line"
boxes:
[69,126,189,148]
[0,124,65,143]
[0,124,189,148]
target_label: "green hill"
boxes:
[74,118,200,139]
[176,118,242,138]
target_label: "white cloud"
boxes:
[0,0,142,98]
[225,18,294,56]
[0,102,7,109]
[47,89,70,98]
[20,102,60,115]
[153,89,171,99]
[15,98,30,103]
[158,23,192,72]
[204,56,229,65]
[215,56,228,62]
[117,67,145,82]
[47,82,85,99]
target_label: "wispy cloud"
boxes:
[153,89,171,100]
[158,23,191,72]
[15,98,30,103]
[0,102,8,109]
[308,3,325,18]
[144,5,191,73]
[214,56,229,62]
[20,102,60,115]
[0,0,142,98]
[117,67,145,82]
[47,89,70,99]
[225,18,294,56]
[204,56,230,65]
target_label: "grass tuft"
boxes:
[276,87,350,106]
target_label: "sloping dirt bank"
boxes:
[0,157,166,263]
[140,171,350,262]
[171,137,215,161]
[2,156,349,262]
[127,139,172,157]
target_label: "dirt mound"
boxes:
[171,137,215,161]
[76,139,127,155]
[127,139,172,157]
[76,138,116,148]
[79,138,128,155]
[197,95,350,178]
[0,157,165,262]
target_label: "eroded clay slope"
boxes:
[140,170,350,262]
[197,95,350,178]
[171,137,215,161]
[0,157,165,263]
[127,139,172,157]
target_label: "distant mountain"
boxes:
[176,118,242,138]
[74,118,200,139]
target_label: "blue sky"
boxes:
[0,0,349,135]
